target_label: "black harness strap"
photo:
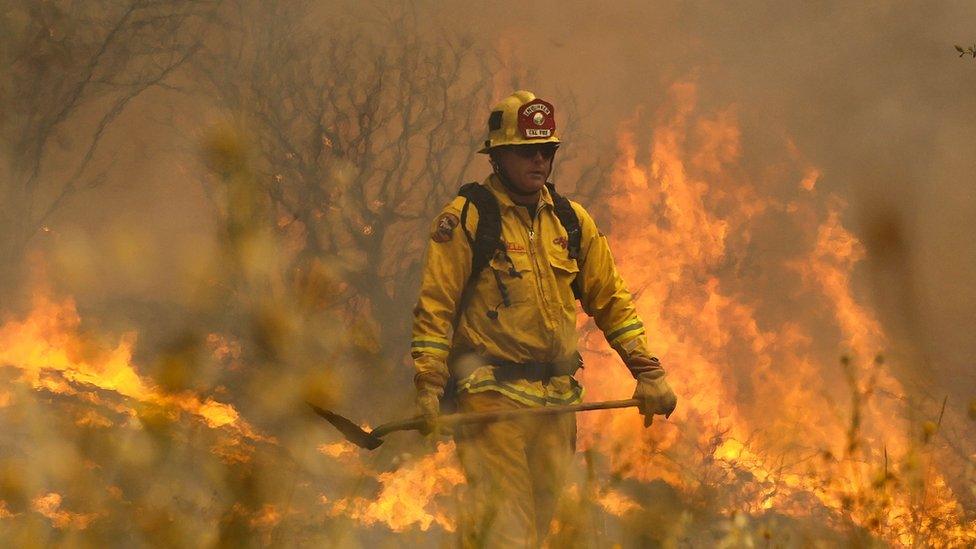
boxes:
[458,182,503,285]
[545,182,583,299]
[454,182,505,327]
[454,181,584,325]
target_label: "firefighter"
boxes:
[411,90,677,547]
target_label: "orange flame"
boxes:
[0,290,272,448]
[317,441,358,459]
[322,442,464,532]
[249,503,283,529]
[31,493,99,530]
[312,80,974,544]
[597,489,643,517]
[573,80,974,544]
[2,78,972,544]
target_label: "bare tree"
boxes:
[194,2,495,372]
[193,2,616,384]
[0,0,218,291]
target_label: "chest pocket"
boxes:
[487,249,532,307]
[547,250,580,310]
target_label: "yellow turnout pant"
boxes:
[455,390,576,548]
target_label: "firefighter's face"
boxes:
[493,143,557,195]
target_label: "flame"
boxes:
[573,80,975,545]
[1,77,971,544]
[249,503,282,529]
[318,441,357,459]
[800,168,820,192]
[74,409,114,428]
[322,442,464,532]
[597,489,643,517]
[0,290,272,447]
[31,493,99,530]
[313,80,973,543]
[206,333,243,371]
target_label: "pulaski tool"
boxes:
[308,399,642,450]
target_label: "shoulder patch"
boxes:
[431,213,460,242]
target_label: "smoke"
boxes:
[3,0,975,544]
[28,1,976,401]
[423,0,976,414]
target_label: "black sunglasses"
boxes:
[507,143,559,160]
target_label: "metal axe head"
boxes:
[307,402,384,450]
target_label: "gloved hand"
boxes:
[628,356,677,428]
[414,371,446,441]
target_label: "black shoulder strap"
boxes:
[453,182,582,327]
[458,182,503,282]
[546,183,583,299]
[454,182,504,326]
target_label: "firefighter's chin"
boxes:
[513,171,546,194]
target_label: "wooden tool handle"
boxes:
[371,398,640,438]
[444,398,640,426]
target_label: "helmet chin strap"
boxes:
[490,157,555,197]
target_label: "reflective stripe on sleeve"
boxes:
[606,319,645,346]
[411,339,450,357]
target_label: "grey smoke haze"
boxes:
[36,0,975,438]
[24,0,971,425]
[3,1,974,541]
[436,0,976,405]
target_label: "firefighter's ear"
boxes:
[488,151,502,173]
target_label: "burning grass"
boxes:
[0,80,973,546]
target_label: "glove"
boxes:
[629,356,677,428]
[414,371,446,440]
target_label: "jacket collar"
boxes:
[484,173,555,210]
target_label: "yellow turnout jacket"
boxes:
[412,175,650,406]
